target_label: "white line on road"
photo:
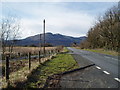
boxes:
[96,66,101,69]
[114,78,120,82]
[103,71,110,75]
[104,56,118,61]
[112,58,118,61]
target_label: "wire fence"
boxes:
[1,46,64,87]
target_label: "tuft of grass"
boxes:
[25,49,79,88]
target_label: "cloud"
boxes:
[2,2,116,39]
[1,0,119,2]
[20,18,42,38]
[15,2,95,38]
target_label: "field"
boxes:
[5,47,57,55]
[1,47,59,76]
[1,46,79,88]
[1,46,62,87]
[1,46,59,60]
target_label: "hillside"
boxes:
[16,33,86,46]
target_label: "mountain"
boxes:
[15,32,86,46]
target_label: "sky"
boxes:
[1,1,118,39]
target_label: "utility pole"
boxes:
[39,34,42,51]
[39,34,41,51]
[43,19,45,55]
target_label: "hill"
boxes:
[15,32,86,46]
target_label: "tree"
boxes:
[0,15,21,59]
[80,5,119,51]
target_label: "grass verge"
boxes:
[74,47,118,56]
[25,48,79,88]
[83,49,118,56]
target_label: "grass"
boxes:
[1,47,78,88]
[1,57,51,88]
[1,59,40,88]
[1,59,29,77]
[3,47,57,60]
[5,47,57,54]
[25,48,79,88]
[74,47,118,56]
[63,47,69,52]
[83,49,118,56]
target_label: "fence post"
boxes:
[51,50,53,55]
[54,49,56,55]
[28,52,31,70]
[18,52,20,57]
[47,50,49,57]
[45,50,47,57]
[48,50,49,57]
[55,49,58,54]
[49,50,51,57]
[6,55,9,82]
[38,51,41,64]
[6,55,10,87]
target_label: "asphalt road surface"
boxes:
[57,47,120,88]
[67,47,119,81]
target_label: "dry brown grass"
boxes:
[1,54,56,88]
[5,47,57,54]
[1,46,63,88]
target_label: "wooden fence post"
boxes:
[51,50,53,55]
[48,50,49,57]
[6,55,9,82]
[56,49,58,54]
[38,51,41,64]
[47,50,49,57]
[54,49,56,54]
[28,52,31,70]
[49,50,51,57]
[45,50,47,57]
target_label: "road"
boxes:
[67,47,119,80]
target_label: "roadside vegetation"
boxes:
[2,47,78,88]
[1,58,40,88]
[24,47,78,88]
[83,49,118,56]
[79,5,119,52]
[75,47,118,56]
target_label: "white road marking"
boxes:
[112,58,118,61]
[104,56,118,61]
[96,66,101,69]
[114,78,120,82]
[103,71,110,75]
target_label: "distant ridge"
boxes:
[15,32,86,46]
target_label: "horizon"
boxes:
[1,1,117,39]
[20,32,87,40]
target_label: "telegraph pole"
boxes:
[39,34,41,51]
[43,19,45,55]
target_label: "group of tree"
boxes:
[80,5,119,51]
[0,15,21,59]
[24,43,53,47]
[40,43,53,47]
